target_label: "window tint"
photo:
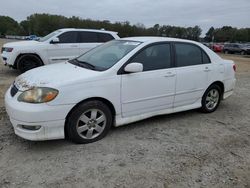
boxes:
[98,33,114,42]
[202,52,211,64]
[130,43,171,71]
[78,31,98,43]
[58,31,78,43]
[175,43,202,67]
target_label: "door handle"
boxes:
[164,72,176,77]
[70,45,78,47]
[204,67,211,72]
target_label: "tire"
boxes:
[200,85,222,113]
[66,100,113,144]
[240,51,246,55]
[224,50,229,54]
[17,54,43,73]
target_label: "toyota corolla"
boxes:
[5,37,236,144]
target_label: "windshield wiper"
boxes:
[69,59,96,70]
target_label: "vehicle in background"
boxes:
[25,35,39,41]
[223,43,250,55]
[5,37,236,144]
[211,44,224,53]
[1,28,120,73]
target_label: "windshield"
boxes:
[75,40,142,71]
[39,30,62,42]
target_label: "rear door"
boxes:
[47,31,79,64]
[77,31,102,55]
[173,42,211,107]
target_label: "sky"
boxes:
[0,0,250,35]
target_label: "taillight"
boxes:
[233,64,236,72]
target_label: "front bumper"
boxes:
[5,87,74,141]
[1,51,16,66]
[9,117,65,141]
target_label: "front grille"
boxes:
[10,84,18,97]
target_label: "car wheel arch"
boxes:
[64,97,116,139]
[14,53,44,69]
[205,81,224,97]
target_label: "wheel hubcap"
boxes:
[76,109,106,139]
[205,89,219,110]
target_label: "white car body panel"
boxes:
[46,43,80,64]
[121,68,176,117]
[174,65,208,107]
[5,37,236,141]
[1,28,119,67]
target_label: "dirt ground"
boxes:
[0,39,250,188]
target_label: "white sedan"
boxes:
[5,37,236,144]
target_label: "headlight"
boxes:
[18,87,58,103]
[2,47,13,52]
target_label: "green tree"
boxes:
[205,27,215,42]
[0,16,20,36]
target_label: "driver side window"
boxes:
[58,31,78,43]
[130,43,171,71]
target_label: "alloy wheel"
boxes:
[205,89,220,110]
[76,109,107,139]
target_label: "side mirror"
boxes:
[50,37,60,44]
[124,62,143,73]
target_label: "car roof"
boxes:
[57,28,118,34]
[120,36,201,45]
[120,36,222,63]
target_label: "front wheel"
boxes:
[17,55,43,73]
[66,101,113,144]
[201,85,222,113]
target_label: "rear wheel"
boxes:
[201,85,222,113]
[17,55,43,73]
[66,100,113,144]
[224,50,229,54]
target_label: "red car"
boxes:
[211,44,224,52]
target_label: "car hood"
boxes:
[4,40,41,48]
[15,62,102,91]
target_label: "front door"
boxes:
[121,43,176,117]
[47,31,79,64]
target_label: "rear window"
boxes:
[78,31,99,43]
[175,43,203,67]
[98,33,115,42]
[202,52,211,64]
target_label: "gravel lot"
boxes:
[0,39,250,188]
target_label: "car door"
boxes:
[47,31,79,64]
[121,43,176,117]
[173,42,211,108]
[78,31,102,55]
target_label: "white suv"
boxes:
[1,28,119,72]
